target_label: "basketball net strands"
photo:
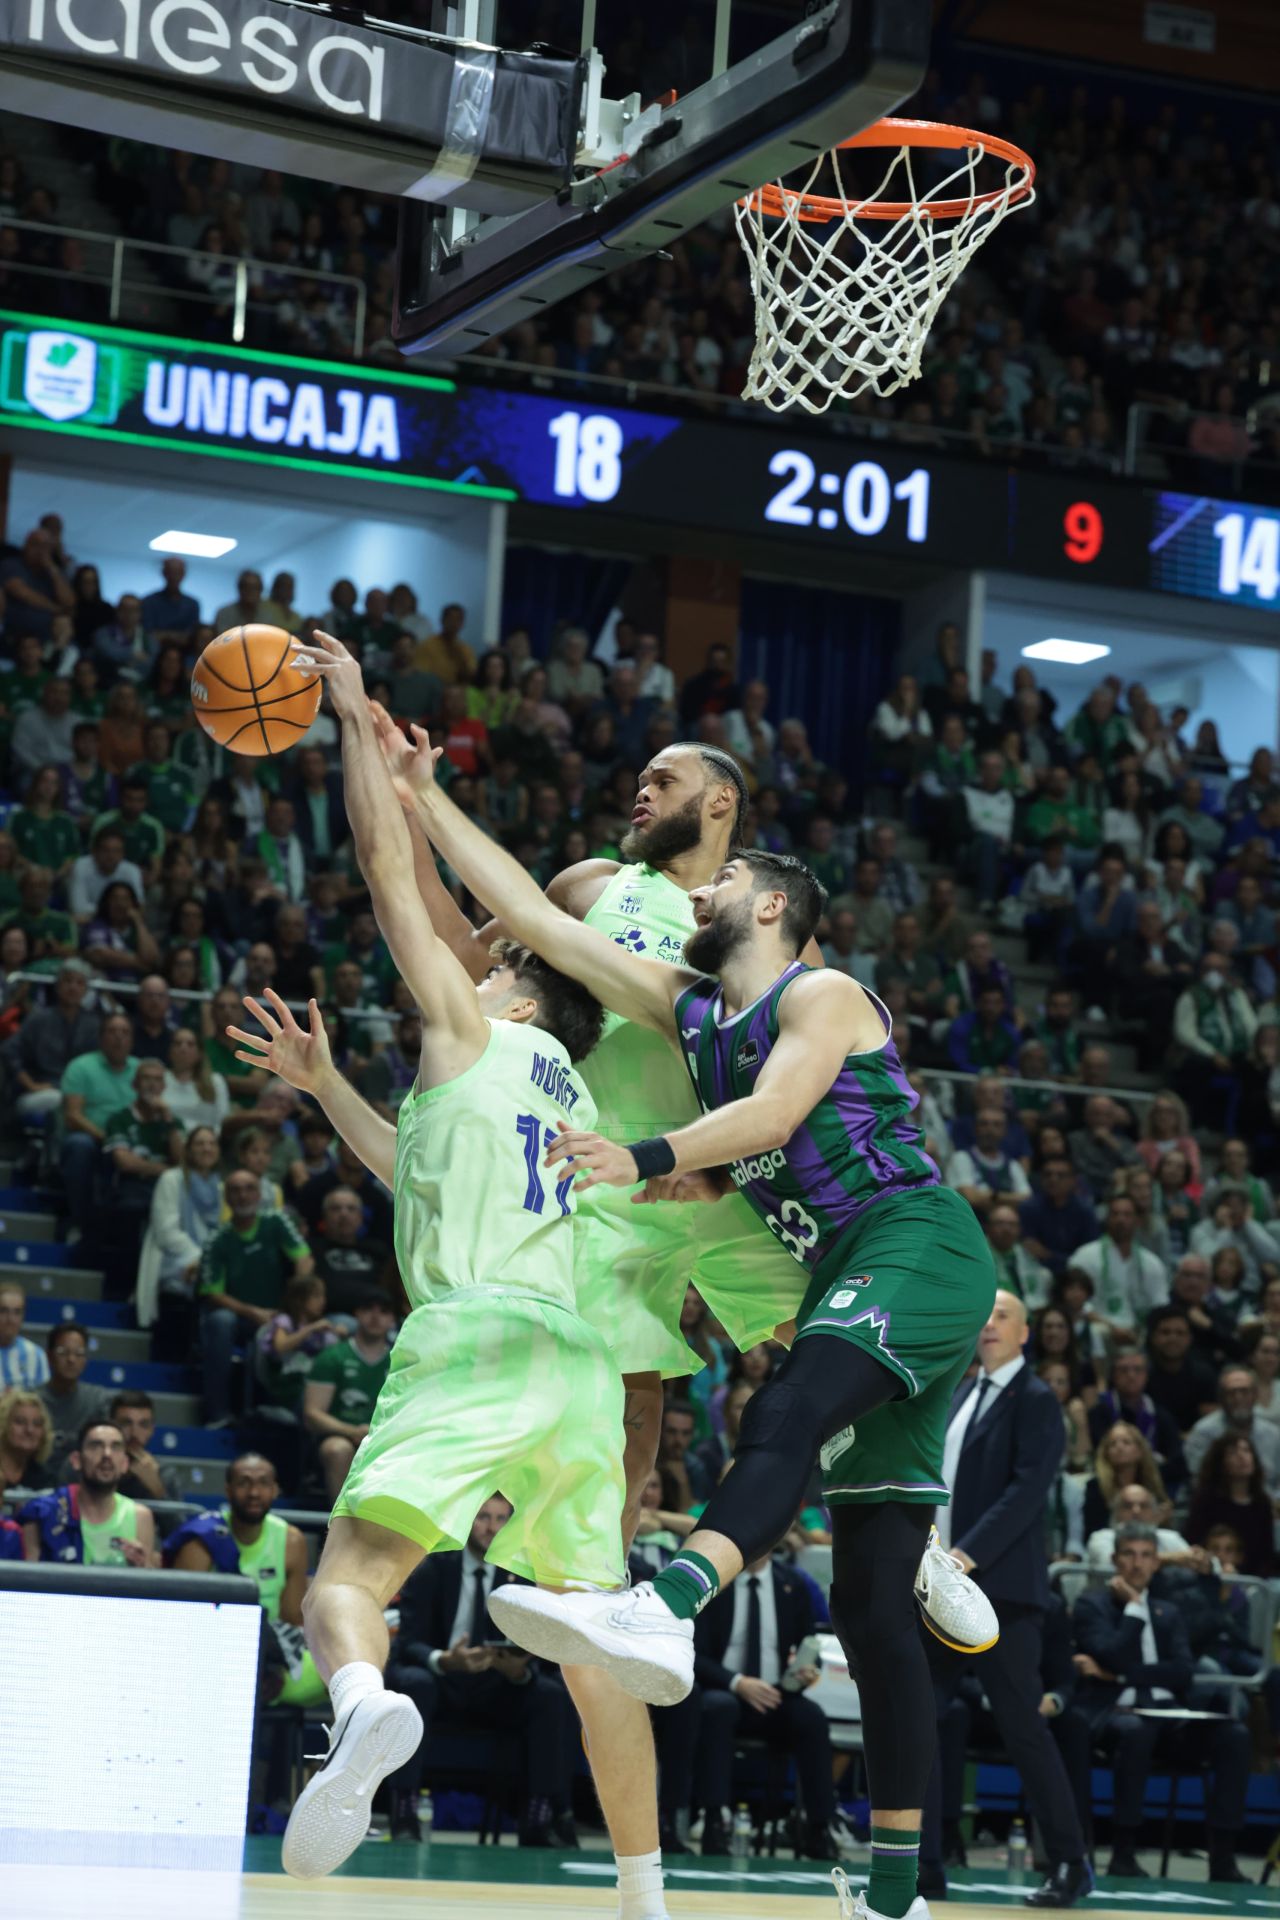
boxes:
[735,121,1036,414]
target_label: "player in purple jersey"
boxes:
[391,733,1000,1920]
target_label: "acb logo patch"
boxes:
[828,1277,873,1309]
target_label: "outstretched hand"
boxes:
[293,629,366,717]
[227,988,334,1095]
[368,699,443,806]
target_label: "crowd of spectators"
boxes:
[0,505,1276,1847]
[5,33,1279,487]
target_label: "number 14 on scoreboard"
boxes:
[1214,511,1280,601]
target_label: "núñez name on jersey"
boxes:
[730,1147,787,1187]
[529,1050,580,1116]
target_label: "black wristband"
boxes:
[630,1136,677,1181]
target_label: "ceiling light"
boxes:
[1021,638,1112,666]
[149,530,237,559]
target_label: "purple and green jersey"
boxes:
[674,963,940,1275]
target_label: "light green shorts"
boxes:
[574,1185,808,1378]
[334,1291,626,1589]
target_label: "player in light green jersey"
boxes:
[257,634,673,1920]
[386,707,817,1541]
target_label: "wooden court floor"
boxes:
[8,1856,1275,1920]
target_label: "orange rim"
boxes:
[743,116,1035,225]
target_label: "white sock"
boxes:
[328,1661,383,1718]
[617,1849,667,1920]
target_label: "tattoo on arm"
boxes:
[622,1391,647,1434]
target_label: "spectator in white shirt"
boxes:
[631,632,675,707]
[68,826,145,922]
[1084,1481,1202,1572]
[1072,1195,1169,1349]
[723,681,777,776]
[962,751,1015,910]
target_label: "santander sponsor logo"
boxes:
[18,1,385,124]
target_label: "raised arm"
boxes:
[546,971,878,1190]
[299,633,491,1080]
[227,989,397,1188]
[369,705,689,1035]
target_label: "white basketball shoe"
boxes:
[833,1873,933,1920]
[914,1525,1000,1653]
[282,1689,423,1880]
[487,1581,694,1705]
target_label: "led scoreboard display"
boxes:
[0,311,1275,612]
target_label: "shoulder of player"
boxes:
[777,968,863,1017]
[778,970,886,1047]
[545,858,620,919]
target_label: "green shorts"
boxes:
[334,1291,626,1589]
[573,1184,808,1379]
[794,1184,996,1506]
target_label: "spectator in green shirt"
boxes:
[321,908,394,1000]
[102,1058,182,1262]
[801,814,854,899]
[205,985,268,1107]
[4,634,50,715]
[91,779,167,880]
[60,1011,140,1238]
[1024,764,1101,874]
[129,720,195,832]
[303,1288,396,1503]
[198,1167,314,1424]
[69,656,107,721]
[1063,683,1127,769]
[142,649,193,732]
[1,867,77,970]
[10,766,80,882]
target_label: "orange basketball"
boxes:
[190,624,322,756]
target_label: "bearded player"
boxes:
[381,719,998,1920]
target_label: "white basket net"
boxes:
[734,137,1034,416]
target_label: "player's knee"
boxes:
[734,1380,822,1461]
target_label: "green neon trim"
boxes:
[0,413,517,501]
[0,309,456,393]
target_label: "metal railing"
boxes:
[919,1066,1157,1108]
[0,214,367,358]
[9,967,393,1028]
[1124,398,1280,493]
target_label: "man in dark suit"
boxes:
[924,1289,1093,1908]
[1071,1523,1251,1882]
[289,745,349,868]
[384,1497,577,1845]
[692,1550,839,1861]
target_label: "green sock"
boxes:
[651,1552,720,1620]
[867,1825,921,1918]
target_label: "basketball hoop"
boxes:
[734,118,1036,416]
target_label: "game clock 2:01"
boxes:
[763,449,931,541]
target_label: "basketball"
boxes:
[190,623,322,756]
